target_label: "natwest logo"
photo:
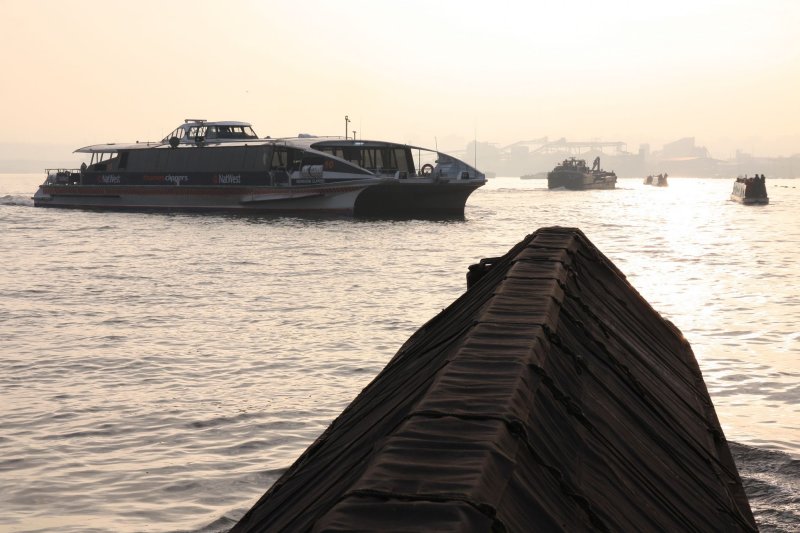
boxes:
[100,174,121,184]
[216,173,241,184]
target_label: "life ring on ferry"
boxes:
[420,163,434,176]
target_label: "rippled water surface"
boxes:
[2,174,798,531]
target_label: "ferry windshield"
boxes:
[206,125,258,140]
[319,146,415,174]
[161,124,258,142]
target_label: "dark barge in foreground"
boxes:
[232,227,756,532]
[33,120,486,217]
[548,156,617,190]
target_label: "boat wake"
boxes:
[0,194,34,207]
[731,442,800,531]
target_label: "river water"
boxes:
[1,174,798,532]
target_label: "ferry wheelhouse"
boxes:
[33,120,486,216]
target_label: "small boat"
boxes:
[731,174,768,205]
[547,156,616,190]
[644,173,668,187]
[33,119,486,216]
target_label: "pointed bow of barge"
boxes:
[231,227,755,532]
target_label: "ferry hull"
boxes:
[33,183,370,214]
[33,178,484,217]
[353,179,482,217]
[33,121,488,217]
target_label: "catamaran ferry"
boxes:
[33,120,486,216]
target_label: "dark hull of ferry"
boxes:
[547,171,616,190]
[34,183,370,214]
[353,179,482,217]
[33,173,483,216]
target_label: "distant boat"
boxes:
[644,173,668,187]
[520,172,548,180]
[547,157,616,190]
[731,175,768,205]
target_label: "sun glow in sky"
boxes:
[1,0,798,157]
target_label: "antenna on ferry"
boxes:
[474,125,477,170]
[345,115,350,140]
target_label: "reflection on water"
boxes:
[1,174,798,531]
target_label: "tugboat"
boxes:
[644,173,668,187]
[33,119,486,216]
[547,156,617,190]
[731,174,768,205]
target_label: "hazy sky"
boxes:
[1,0,798,158]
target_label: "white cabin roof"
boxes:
[183,120,253,127]
[75,142,164,153]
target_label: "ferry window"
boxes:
[288,148,303,171]
[166,148,190,171]
[244,146,270,170]
[118,151,129,170]
[271,148,288,170]
[343,148,360,165]
[185,146,244,171]
[301,153,325,166]
[103,154,119,169]
[128,150,158,171]
[394,149,412,172]
[212,125,258,139]
[185,148,210,171]
[361,149,374,169]
[162,127,183,142]
[188,126,207,139]
[225,146,246,170]
[380,148,396,169]
[156,149,169,169]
